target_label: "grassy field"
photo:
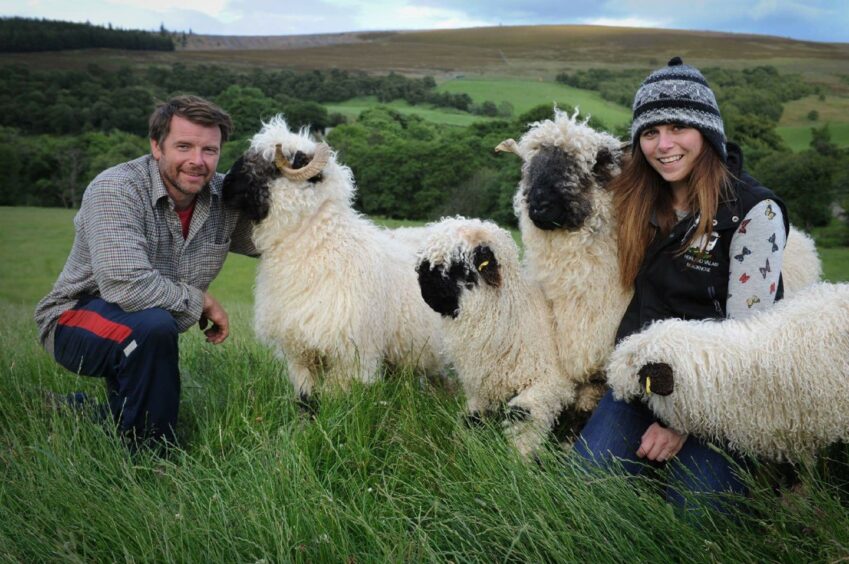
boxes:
[2,206,849,561]
[776,122,849,152]
[324,78,632,129]
[775,93,849,150]
[435,77,632,127]
[325,96,492,127]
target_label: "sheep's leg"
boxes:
[505,380,572,430]
[321,351,381,390]
[351,352,381,386]
[502,381,573,457]
[463,396,487,428]
[286,354,316,402]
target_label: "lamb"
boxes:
[605,282,849,463]
[497,109,822,414]
[416,217,577,457]
[222,116,444,403]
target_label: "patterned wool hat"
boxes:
[630,56,727,161]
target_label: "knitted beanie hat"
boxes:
[630,56,727,162]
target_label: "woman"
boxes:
[573,57,790,506]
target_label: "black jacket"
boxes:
[616,143,789,343]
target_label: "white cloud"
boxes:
[105,0,229,17]
[581,16,668,29]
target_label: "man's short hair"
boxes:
[149,95,233,145]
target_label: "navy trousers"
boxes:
[573,390,748,509]
[53,296,180,445]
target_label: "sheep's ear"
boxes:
[473,245,501,288]
[592,146,619,185]
[222,154,271,221]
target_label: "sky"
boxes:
[4,0,849,43]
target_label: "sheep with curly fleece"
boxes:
[497,109,822,415]
[497,109,631,413]
[417,217,577,456]
[222,116,444,404]
[606,282,849,463]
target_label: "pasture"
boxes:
[435,77,632,127]
[2,206,849,561]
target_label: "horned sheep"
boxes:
[222,116,444,404]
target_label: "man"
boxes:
[34,95,257,447]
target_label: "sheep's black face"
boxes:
[291,151,324,184]
[417,259,478,318]
[525,145,593,231]
[417,245,500,318]
[222,152,280,221]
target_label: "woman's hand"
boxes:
[637,423,687,462]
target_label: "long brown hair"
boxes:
[612,142,732,287]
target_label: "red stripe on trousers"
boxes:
[57,309,133,343]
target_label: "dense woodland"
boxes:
[0,17,175,52]
[2,56,848,237]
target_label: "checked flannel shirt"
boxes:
[35,155,257,352]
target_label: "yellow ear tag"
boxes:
[645,376,652,396]
[477,260,490,271]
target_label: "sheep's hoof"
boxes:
[463,411,486,428]
[296,393,319,417]
[638,363,674,396]
[503,404,531,423]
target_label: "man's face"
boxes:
[150,115,222,208]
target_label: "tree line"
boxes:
[1,64,476,138]
[0,17,175,52]
[2,62,847,239]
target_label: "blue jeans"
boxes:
[573,390,748,509]
[52,296,180,446]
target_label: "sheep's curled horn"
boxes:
[274,142,331,182]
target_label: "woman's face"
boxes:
[639,124,704,185]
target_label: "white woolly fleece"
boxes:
[607,282,849,462]
[250,116,444,397]
[511,109,631,411]
[418,217,576,457]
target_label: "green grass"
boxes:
[819,247,849,282]
[326,97,492,127]
[324,79,632,129]
[436,77,632,127]
[776,122,849,152]
[2,206,849,561]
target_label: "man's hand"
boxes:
[199,292,229,345]
[637,422,687,462]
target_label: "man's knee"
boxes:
[134,308,178,344]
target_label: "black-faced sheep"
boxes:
[223,116,444,403]
[606,282,849,463]
[497,109,630,413]
[417,217,578,456]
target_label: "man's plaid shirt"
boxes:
[35,155,257,348]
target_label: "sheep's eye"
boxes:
[292,151,310,169]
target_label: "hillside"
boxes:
[6,24,849,85]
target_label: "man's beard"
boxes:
[163,167,208,197]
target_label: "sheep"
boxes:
[222,115,444,404]
[605,282,849,463]
[416,217,578,457]
[497,109,631,413]
[497,109,822,414]
[781,226,822,298]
